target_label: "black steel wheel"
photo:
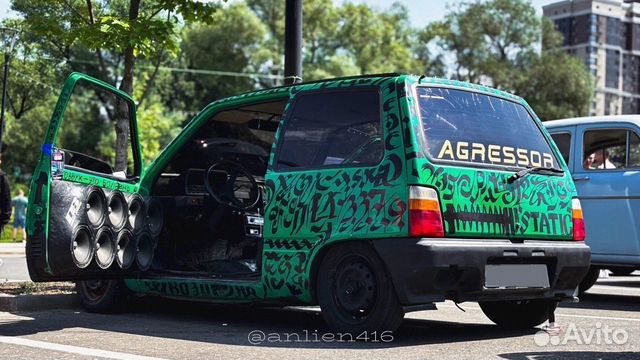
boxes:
[480,299,556,329]
[578,266,600,295]
[76,279,131,313]
[317,242,404,335]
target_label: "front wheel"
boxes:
[609,267,635,277]
[479,299,556,329]
[317,243,404,335]
[76,279,131,313]
[578,266,600,295]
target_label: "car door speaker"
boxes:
[146,198,164,237]
[94,227,116,269]
[71,225,94,269]
[127,195,146,234]
[106,191,128,232]
[135,232,155,271]
[116,229,135,270]
[85,187,107,228]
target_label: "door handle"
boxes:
[572,176,590,182]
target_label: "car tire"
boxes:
[76,279,131,313]
[609,267,635,276]
[479,299,555,329]
[317,242,404,335]
[578,266,600,294]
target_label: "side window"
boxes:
[582,129,629,170]
[550,132,572,166]
[276,89,383,169]
[629,131,640,167]
[56,80,137,177]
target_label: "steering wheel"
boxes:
[204,160,260,211]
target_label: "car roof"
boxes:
[206,74,524,108]
[544,115,640,128]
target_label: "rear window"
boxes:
[417,87,560,169]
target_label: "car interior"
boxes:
[151,100,288,279]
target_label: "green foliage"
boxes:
[0,0,595,184]
[514,51,593,121]
[178,3,267,109]
[136,99,182,165]
[427,0,592,120]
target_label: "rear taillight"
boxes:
[409,186,444,238]
[572,198,586,241]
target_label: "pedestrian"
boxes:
[11,189,27,242]
[0,154,12,236]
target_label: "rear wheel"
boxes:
[317,242,404,335]
[479,299,555,329]
[76,279,131,313]
[578,266,600,295]
[609,267,635,276]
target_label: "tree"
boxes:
[513,19,593,120]
[11,0,219,170]
[427,0,592,119]
[246,0,443,81]
[178,3,267,110]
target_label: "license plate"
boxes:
[485,264,550,288]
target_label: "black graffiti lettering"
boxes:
[548,213,559,234]
[539,213,550,234]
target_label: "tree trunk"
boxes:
[115,0,141,173]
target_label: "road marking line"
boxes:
[554,313,640,323]
[0,336,171,360]
[437,304,640,322]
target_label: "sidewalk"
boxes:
[0,243,26,256]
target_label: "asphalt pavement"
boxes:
[0,268,639,359]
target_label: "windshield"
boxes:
[416,87,561,170]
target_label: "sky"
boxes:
[0,0,561,25]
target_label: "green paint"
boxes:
[29,73,577,304]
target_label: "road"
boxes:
[0,255,30,282]
[0,270,639,359]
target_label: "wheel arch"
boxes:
[307,239,400,305]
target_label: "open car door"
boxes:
[26,73,147,281]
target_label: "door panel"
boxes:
[27,73,146,281]
[263,80,408,300]
[573,124,640,258]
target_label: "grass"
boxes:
[0,215,23,243]
[0,281,75,295]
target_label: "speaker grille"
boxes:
[107,192,128,231]
[94,227,116,269]
[116,229,135,270]
[71,225,93,269]
[86,187,107,228]
[135,232,155,271]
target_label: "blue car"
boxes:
[545,116,640,292]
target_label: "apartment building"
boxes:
[543,0,640,115]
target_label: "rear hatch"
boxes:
[409,85,575,240]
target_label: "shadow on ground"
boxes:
[499,351,638,360]
[0,296,536,349]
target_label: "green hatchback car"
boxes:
[26,73,590,334]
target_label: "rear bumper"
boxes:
[372,238,591,305]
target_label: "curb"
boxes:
[0,293,79,312]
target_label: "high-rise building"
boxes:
[543,0,640,115]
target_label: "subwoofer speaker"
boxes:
[116,229,135,270]
[135,232,155,271]
[71,225,93,268]
[85,187,107,228]
[94,227,116,269]
[106,191,127,231]
[127,195,145,234]
[146,198,164,237]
